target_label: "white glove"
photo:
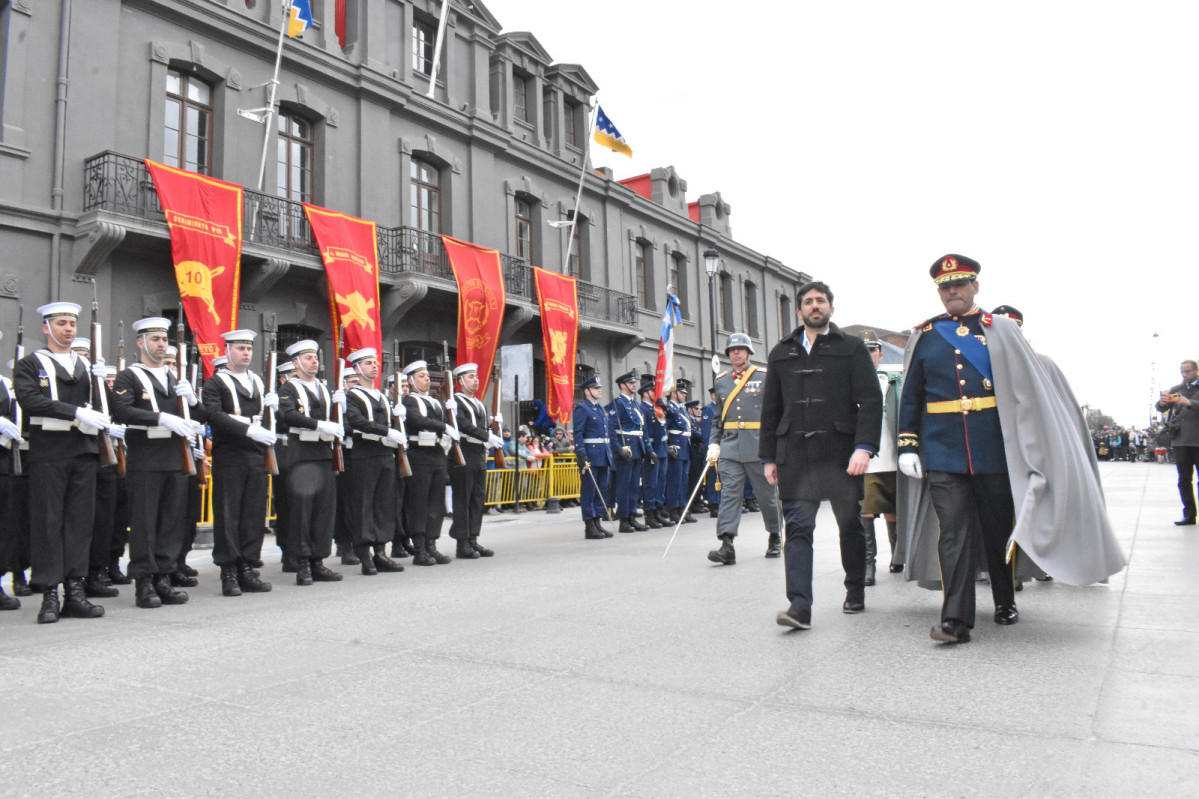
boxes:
[0,417,21,440]
[898,453,923,479]
[90,358,106,378]
[316,420,345,439]
[392,402,407,420]
[446,425,461,441]
[331,389,347,412]
[445,397,458,413]
[246,424,277,446]
[107,424,126,442]
[706,443,721,463]
[75,406,110,430]
[493,412,503,426]
[386,429,406,446]
[487,433,505,449]
[192,445,205,460]
[159,413,200,439]
[174,380,198,406]
[263,392,280,411]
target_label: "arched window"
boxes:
[164,68,213,175]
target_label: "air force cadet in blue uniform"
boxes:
[573,374,613,539]
[664,379,696,523]
[638,381,666,529]
[608,371,648,533]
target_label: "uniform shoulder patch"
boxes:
[715,371,728,379]
[980,313,994,327]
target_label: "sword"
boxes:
[661,458,712,559]
[581,460,615,522]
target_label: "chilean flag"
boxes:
[653,293,683,413]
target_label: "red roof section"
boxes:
[687,201,700,222]
[618,173,652,200]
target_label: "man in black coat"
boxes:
[1157,359,1199,525]
[760,281,882,630]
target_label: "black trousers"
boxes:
[110,475,129,562]
[406,447,448,542]
[90,466,118,572]
[1174,445,1199,520]
[178,476,199,568]
[335,468,354,550]
[29,454,97,587]
[780,472,866,612]
[347,454,395,547]
[449,460,486,541]
[391,472,408,546]
[126,470,188,580]
[211,453,268,567]
[2,474,30,573]
[927,470,1016,628]
[285,459,337,560]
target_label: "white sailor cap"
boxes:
[38,302,81,319]
[404,359,428,376]
[104,366,117,377]
[348,348,377,365]
[286,339,319,358]
[165,345,178,358]
[278,361,296,374]
[453,363,478,378]
[71,338,91,352]
[211,355,228,368]
[385,374,396,386]
[221,329,257,345]
[133,317,171,335]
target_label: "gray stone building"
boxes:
[0,0,806,407]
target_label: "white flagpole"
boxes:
[427,0,452,99]
[254,2,292,192]
[554,99,599,273]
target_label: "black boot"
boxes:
[618,517,636,533]
[310,560,343,581]
[337,544,361,566]
[411,537,436,566]
[681,510,698,524]
[178,562,199,578]
[585,518,605,539]
[456,537,480,559]
[236,562,272,593]
[391,540,412,559]
[765,534,782,559]
[666,508,681,523]
[645,510,663,529]
[37,586,61,624]
[12,570,32,596]
[471,537,494,557]
[373,547,405,572]
[154,574,188,605]
[708,536,736,565]
[170,569,199,588]
[631,515,649,531]
[0,585,20,611]
[863,517,878,586]
[427,538,452,565]
[61,577,105,618]
[296,558,314,586]
[106,559,132,586]
[84,568,119,598]
[220,564,242,596]
[135,576,162,608]
[357,545,378,575]
[595,517,614,537]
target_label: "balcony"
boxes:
[81,151,637,326]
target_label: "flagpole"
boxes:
[255,2,292,192]
[558,99,599,273]
[427,0,452,99]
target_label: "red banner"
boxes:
[304,204,383,387]
[442,235,506,397]
[533,267,578,424]
[145,160,243,377]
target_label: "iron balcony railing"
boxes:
[82,151,637,326]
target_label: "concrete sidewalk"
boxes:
[1,462,1196,797]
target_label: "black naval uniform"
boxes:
[85,381,123,599]
[13,349,104,620]
[277,377,339,580]
[202,368,272,593]
[344,384,403,573]
[0,377,28,608]
[403,389,452,565]
[110,363,204,605]
[448,389,492,558]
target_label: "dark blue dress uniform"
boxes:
[899,257,1017,634]
[665,399,692,509]
[608,381,645,522]
[640,391,667,520]
[701,401,720,507]
[572,390,612,522]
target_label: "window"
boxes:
[744,281,759,339]
[564,100,580,148]
[720,273,734,331]
[779,294,792,335]
[635,240,652,310]
[542,90,554,138]
[164,69,213,175]
[515,198,533,260]
[412,19,436,76]
[276,110,313,240]
[410,158,441,233]
[513,72,531,124]
[670,253,688,319]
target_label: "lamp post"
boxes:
[704,248,719,390]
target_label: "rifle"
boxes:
[330,332,345,473]
[262,319,279,476]
[190,359,210,481]
[89,279,119,467]
[441,340,465,466]
[112,321,127,476]
[490,362,507,469]
[174,309,197,477]
[7,305,24,476]
[391,338,412,477]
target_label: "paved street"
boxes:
[1,461,1197,797]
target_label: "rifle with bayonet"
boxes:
[88,280,119,467]
[330,331,345,473]
[112,321,127,476]
[262,320,279,476]
[441,340,465,466]
[7,305,24,476]
[190,356,210,482]
[391,338,412,477]
[174,309,197,477]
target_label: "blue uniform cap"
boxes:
[579,374,601,391]
[615,371,636,385]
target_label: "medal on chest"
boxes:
[956,324,970,337]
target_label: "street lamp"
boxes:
[704,247,720,384]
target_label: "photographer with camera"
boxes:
[1157,360,1199,526]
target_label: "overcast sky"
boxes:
[483,0,1196,426]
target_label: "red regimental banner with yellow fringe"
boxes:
[303,203,383,387]
[533,267,578,425]
[145,160,243,378]
[442,235,506,397]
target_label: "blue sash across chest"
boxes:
[932,320,993,383]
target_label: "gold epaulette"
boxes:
[980,313,993,327]
[715,371,728,379]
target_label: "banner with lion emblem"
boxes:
[442,235,507,397]
[304,203,384,387]
[533,267,578,425]
[145,160,243,377]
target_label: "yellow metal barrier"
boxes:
[484,453,580,506]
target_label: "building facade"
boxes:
[0,0,806,406]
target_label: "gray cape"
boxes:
[895,314,1126,588]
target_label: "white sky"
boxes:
[483,0,1197,426]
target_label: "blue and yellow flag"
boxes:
[287,0,314,38]
[593,106,633,158]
